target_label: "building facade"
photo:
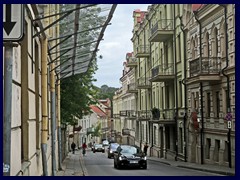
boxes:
[112,4,235,168]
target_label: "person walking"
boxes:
[82,142,87,156]
[71,142,76,154]
[143,142,149,156]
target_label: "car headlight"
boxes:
[110,150,112,153]
[143,156,147,160]
[119,156,122,160]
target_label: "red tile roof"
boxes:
[90,105,106,117]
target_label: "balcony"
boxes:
[126,57,137,67]
[137,110,152,121]
[135,45,150,58]
[126,110,137,119]
[137,77,151,89]
[149,19,174,42]
[120,110,127,116]
[187,57,221,84]
[151,109,175,124]
[113,114,120,119]
[127,83,138,93]
[150,63,175,82]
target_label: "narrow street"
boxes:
[82,149,223,176]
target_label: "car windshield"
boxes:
[120,146,139,154]
[95,144,102,148]
[110,143,119,149]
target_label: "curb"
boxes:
[177,165,235,176]
[148,158,235,176]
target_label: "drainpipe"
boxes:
[180,16,187,162]
[50,62,56,175]
[3,43,16,176]
[173,4,178,161]
[57,77,62,170]
[193,11,204,165]
[41,38,49,175]
[220,4,231,168]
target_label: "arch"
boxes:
[219,18,226,58]
[203,29,210,57]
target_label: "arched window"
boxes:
[220,21,226,58]
[203,32,210,57]
[212,27,218,57]
[191,38,195,59]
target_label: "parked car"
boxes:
[107,143,119,158]
[102,140,109,146]
[113,145,147,169]
[93,144,105,153]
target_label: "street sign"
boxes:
[225,113,232,121]
[227,121,231,129]
[3,4,24,41]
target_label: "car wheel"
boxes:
[142,165,147,169]
[116,163,121,169]
[114,161,117,168]
[93,151,95,153]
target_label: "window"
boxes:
[207,92,211,117]
[154,126,157,144]
[206,138,211,159]
[216,91,220,118]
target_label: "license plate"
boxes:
[130,161,138,164]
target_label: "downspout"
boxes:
[173,4,178,161]
[180,16,187,162]
[50,62,56,175]
[148,17,154,156]
[57,77,62,170]
[220,4,231,168]
[3,43,15,176]
[41,37,49,175]
[193,11,204,165]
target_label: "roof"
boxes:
[32,4,117,81]
[90,105,106,117]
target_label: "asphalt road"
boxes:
[82,149,223,176]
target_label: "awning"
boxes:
[32,4,117,81]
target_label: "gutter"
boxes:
[193,11,204,165]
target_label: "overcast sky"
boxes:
[93,4,150,88]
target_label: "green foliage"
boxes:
[96,85,118,100]
[61,60,99,125]
[92,123,101,137]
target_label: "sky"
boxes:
[93,4,150,88]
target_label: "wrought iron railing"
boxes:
[152,63,174,77]
[189,57,221,77]
[151,19,174,35]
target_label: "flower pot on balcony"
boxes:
[151,108,160,119]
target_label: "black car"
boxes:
[93,144,105,153]
[107,143,119,158]
[113,145,147,169]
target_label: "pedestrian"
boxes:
[82,142,87,156]
[143,142,149,156]
[71,142,76,154]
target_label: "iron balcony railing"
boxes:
[189,57,221,77]
[126,110,137,118]
[127,57,137,64]
[120,110,127,116]
[151,19,174,35]
[136,45,150,54]
[152,63,174,77]
[127,83,137,91]
[137,77,151,87]
[138,110,152,119]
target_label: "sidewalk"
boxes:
[57,150,235,176]
[56,149,88,176]
[147,156,235,176]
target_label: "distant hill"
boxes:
[96,85,118,100]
